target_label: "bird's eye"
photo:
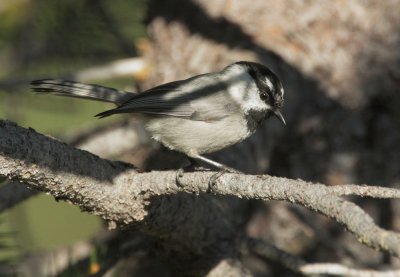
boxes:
[260,92,269,101]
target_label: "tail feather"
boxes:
[31,79,134,105]
[95,109,119,119]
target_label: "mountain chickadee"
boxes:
[31,61,285,172]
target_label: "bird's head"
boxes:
[237,61,286,125]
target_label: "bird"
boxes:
[31,61,285,173]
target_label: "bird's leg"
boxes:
[191,155,243,174]
[186,157,209,171]
[190,155,244,193]
[175,154,243,191]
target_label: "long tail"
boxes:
[31,79,134,105]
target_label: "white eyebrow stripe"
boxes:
[265,78,274,92]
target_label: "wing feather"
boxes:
[96,73,235,121]
[96,79,195,118]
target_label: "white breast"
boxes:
[146,115,253,155]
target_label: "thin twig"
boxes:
[0,58,147,90]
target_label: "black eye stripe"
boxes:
[256,79,273,102]
[240,61,284,107]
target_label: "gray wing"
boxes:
[96,74,236,122]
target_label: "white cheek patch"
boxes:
[226,72,251,104]
[244,82,270,113]
[224,64,270,114]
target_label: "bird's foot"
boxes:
[175,167,185,188]
[207,167,243,193]
[175,164,213,188]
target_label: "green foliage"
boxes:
[1,0,147,67]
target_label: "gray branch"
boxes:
[1,119,400,260]
[299,263,400,277]
[0,119,152,212]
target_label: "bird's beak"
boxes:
[273,110,286,126]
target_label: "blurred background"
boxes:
[0,0,148,275]
[1,0,400,276]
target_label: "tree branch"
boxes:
[0,119,153,212]
[247,237,400,277]
[205,259,252,277]
[18,242,92,277]
[299,263,400,277]
[0,57,148,90]
[1,119,400,259]
[327,184,400,198]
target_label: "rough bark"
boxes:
[0,119,153,212]
[2,119,400,275]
